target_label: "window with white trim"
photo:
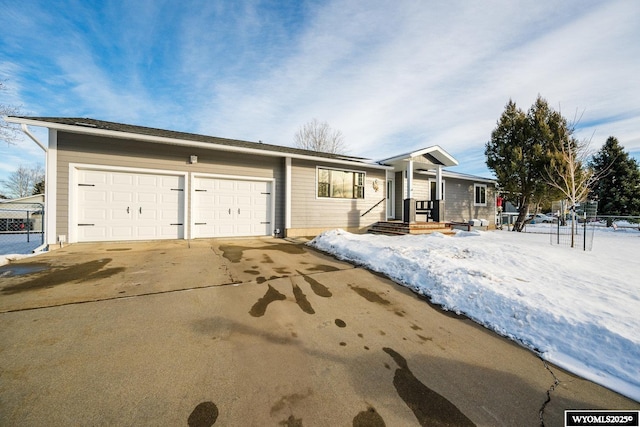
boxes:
[474,183,487,206]
[317,168,365,199]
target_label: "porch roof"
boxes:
[377,145,458,169]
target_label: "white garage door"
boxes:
[192,177,272,238]
[76,169,185,242]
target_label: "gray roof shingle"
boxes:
[12,116,371,163]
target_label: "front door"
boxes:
[386,178,394,219]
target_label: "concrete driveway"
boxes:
[0,238,636,426]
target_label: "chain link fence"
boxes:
[0,202,45,255]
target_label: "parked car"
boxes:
[527,213,556,224]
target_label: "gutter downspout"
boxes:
[19,124,51,248]
[21,124,47,151]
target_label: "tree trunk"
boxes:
[513,203,530,232]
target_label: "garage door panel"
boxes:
[83,191,107,203]
[109,225,135,238]
[110,208,131,221]
[81,208,108,221]
[79,226,107,240]
[137,192,158,203]
[193,177,272,238]
[217,180,235,191]
[112,191,134,203]
[77,169,184,242]
[83,171,108,184]
[112,174,134,186]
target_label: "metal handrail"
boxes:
[361,198,386,217]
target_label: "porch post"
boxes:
[403,159,415,223]
[435,165,442,200]
[406,160,414,199]
[434,165,443,222]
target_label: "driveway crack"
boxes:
[539,358,560,427]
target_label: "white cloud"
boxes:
[1,0,638,181]
[186,0,639,169]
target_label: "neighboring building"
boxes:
[5,117,496,245]
[0,194,45,232]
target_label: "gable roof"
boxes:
[6,116,390,169]
[377,145,459,168]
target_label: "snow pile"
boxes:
[309,228,640,401]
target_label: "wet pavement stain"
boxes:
[297,271,332,297]
[188,401,218,427]
[383,347,475,427]
[306,264,340,273]
[271,389,313,416]
[1,259,124,295]
[244,270,260,275]
[348,285,391,305]
[292,283,315,314]
[219,243,305,263]
[334,319,346,328]
[353,406,386,427]
[257,275,281,284]
[0,263,49,277]
[249,285,287,317]
[279,415,303,426]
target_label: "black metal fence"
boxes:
[0,202,45,255]
[549,200,598,251]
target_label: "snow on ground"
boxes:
[0,234,46,266]
[309,226,640,402]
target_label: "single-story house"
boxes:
[5,116,496,245]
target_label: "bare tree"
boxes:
[545,135,601,247]
[0,165,44,199]
[1,81,22,145]
[294,119,347,154]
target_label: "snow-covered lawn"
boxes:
[0,233,45,266]
[309,226,640,402]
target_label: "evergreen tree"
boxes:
[33,179,45,195]
[485,96,566,231]
[589,137,640,216]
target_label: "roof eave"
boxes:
[6,116,392,170]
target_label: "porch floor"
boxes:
[368,220,455,236]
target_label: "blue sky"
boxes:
[1,0,639,185]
